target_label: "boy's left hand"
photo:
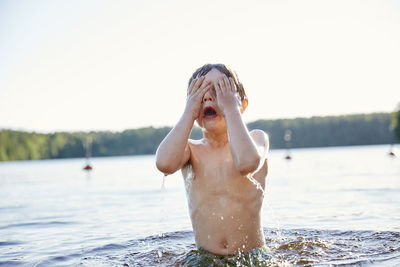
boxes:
[214,76,241,116]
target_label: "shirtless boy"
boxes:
[156,64,270,264]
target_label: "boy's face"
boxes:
[195,69,243,130]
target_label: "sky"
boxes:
[1,0,399,132]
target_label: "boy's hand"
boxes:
[185,76,212,120]
[214,76,241,116]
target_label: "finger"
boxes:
[199,82,212,97]
[229,77,236,93]
[188,78,198,95]
[194,76,205,92]
[195,81,211,96]
[200,80,211,90]
[214,81,221,96]
[218,79,225,93]
[223,76,232,92]
[189,78,201,94]
[210,87,216,98]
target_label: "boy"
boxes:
[156,64,270,264]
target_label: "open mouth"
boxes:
[203,106,217,119]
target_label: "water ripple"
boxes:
[0,241,24,246]
[0,221,75,230]
[33,228,400,266]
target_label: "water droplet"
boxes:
[161,174,167,190]
[184,164,194,193]
[220,216,224,220]
[246,173,265,196]
[208,235,211,239]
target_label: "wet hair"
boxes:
[188,63,247,102]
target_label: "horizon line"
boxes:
[0,111,393,134]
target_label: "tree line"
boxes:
[0,112,398,162]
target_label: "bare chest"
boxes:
[185,144,253,196]
[192,145,235,178]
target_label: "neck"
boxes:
[202,127,228,147]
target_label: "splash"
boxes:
[246,172,283,242]
[183,164,194,195]
[246,172,265,196]
[156,173,168,258]
[265,197,283,242]
[161,173,167,190]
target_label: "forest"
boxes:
[0,112,398,161]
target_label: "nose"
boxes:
[203,90,215,103]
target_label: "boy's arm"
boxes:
[214,77,269,175]
[155,112,194,174]
[155,77,211,174]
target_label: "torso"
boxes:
[182,139,268,255]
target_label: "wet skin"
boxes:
[182,139,268,255]
[156,69,269,255]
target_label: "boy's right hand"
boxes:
[185,76,212,120]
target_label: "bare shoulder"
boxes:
[187,138,204,151]
[185,138,204,160]
[188,138,203,146]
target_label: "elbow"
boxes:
[156,160,177,175]
[155,149,176,174]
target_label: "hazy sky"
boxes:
[1,0,399,132]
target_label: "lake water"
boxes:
[0,144,399,266]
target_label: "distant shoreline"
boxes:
[1,144,397,164]
[0,112,397,162]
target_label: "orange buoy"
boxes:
[83,164,93,171]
